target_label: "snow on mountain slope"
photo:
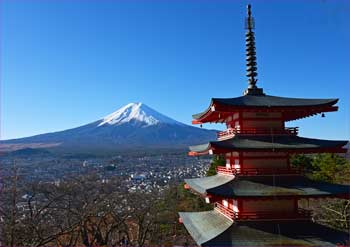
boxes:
[98,103,183,127]
[1,102,216,153]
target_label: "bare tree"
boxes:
[0,170,192,247]
[0,160,21,247]
[0,171,131,246]
[127,192,160,247]
[307,198,350,232]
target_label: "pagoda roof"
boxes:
[178,210,233,246]
[193,95,339,123]
[189,135,348,155]
[185,174,350,198]
[179,210,349,246]
[185,174,234,195]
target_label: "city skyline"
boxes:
[1,0,349,140]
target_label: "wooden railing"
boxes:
[216,166,235,176]
[217,127,299,140]
[216,166,302,176]
[235,167,303,175]
[214,202,311,221]
[214,202,235,219]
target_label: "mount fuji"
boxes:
[98,102,183,127]
[1,103,216,154]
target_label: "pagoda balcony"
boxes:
[214,202,312,221]
[216,166,302,176]
[214,202,235,220]
[216,166,235,176]
[217,127,299,140]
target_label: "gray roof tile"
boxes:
[185,174,350,197]
[179,210,349,246]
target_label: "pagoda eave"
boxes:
[179,210,349,246]
[205,193,350,200]
[186,187,350,200]
[189,147,347,157]
[193,106,338,124]
[189,136,348,156]
[192,97,339,123]
[178,211,233,246]
[184,174,234,195]
[185,174,350,199]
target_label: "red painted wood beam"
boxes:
[231,194,349,200]
[193,105,338,123]
[192,119,203,125]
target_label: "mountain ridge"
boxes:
[1,103,216,153]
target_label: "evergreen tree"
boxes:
[311,153,350,183]
[291,153,350,183]
[290,154,313,172]
[292,153,350,232]
[206,155,226,176]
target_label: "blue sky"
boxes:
[1,0,349,140]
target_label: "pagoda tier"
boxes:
[178,211,349,246]
[184,174,350,199]
[189,135,348,156]
[192,95,339,124]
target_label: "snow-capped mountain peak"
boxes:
[98,102,181,127]
[1,102,217,153]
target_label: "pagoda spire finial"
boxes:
[243,4,264,96]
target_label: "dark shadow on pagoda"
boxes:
[179,210,349,246]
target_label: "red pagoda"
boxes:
[179,5,349,246]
